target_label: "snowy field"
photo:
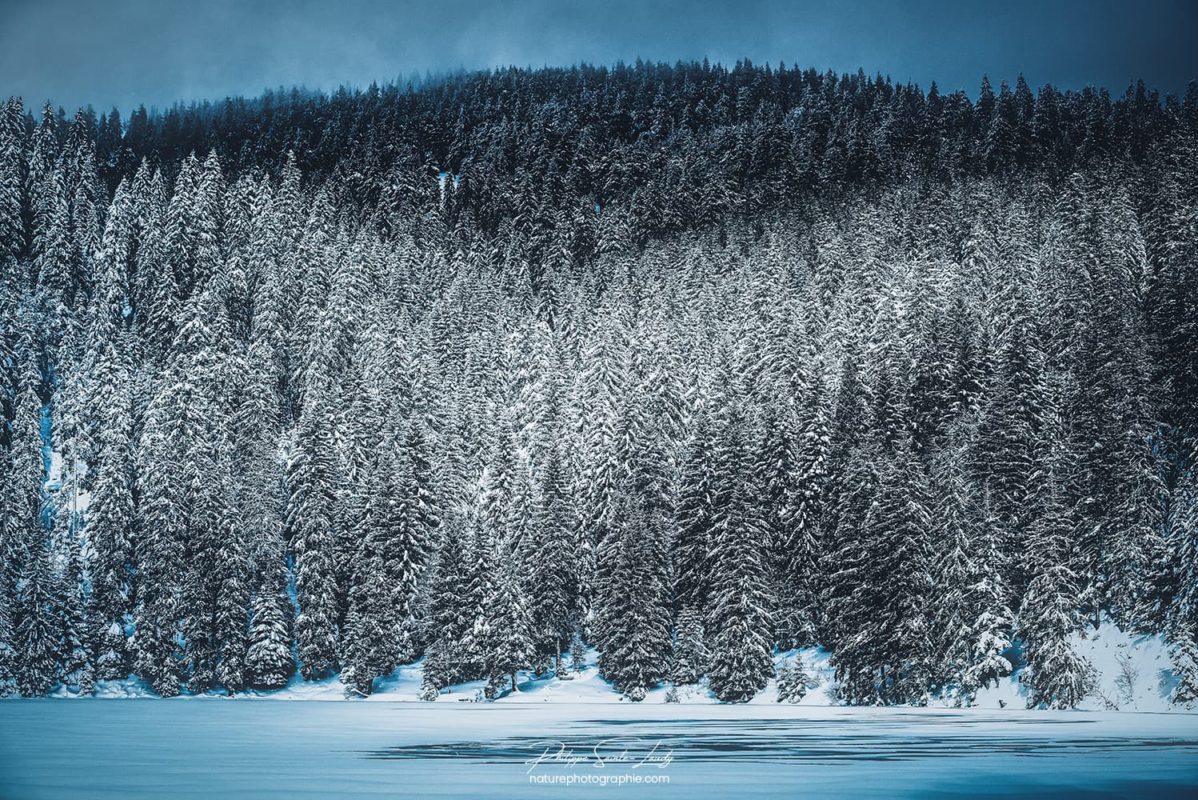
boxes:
[1,701,1197,799]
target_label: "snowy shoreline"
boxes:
[26,623,1193,714]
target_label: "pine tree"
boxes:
[526,440,577,671]
[674,410,716,615]
[1161,458,1198,651]
[5,349,60,697]
[596,496,672,699]
[0,571,18,696]
[776,385,830,649]
[85,179,138,683]
[57,535,94,694]
[671,604,706,685]
[173,285,242,695]
[133,165,178,365]
[213,489,250,695]
[245,572,295,691]
[822,348,875,653]
[286,383,342,680]
[4,349,44,595]
[236,276,292,692]
[776,656,809,703]
[0,97,26,264]
[829,432,936,705]
[973,308,1043,599]
[33,167,76,348]
[422,517,477,689]
[342,540,393,696]
[753,400,798,643]
[17,536,60,696]
[132,379,186,697]
[932,426,1013,704]
[1017,400,1093,709]
[1019,566,1094,709]
[85,324,136,681]
[1166,620,1198,707]
[705,395,774,703]
[419,663,441,701]
[706,496,775,700]
[479,562,536,697]
[387,428,435,665]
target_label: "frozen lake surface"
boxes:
[2,701,1197,798]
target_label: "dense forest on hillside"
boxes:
[1,60,1197,706]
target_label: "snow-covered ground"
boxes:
[47,622,1189,713]
[1,700,1196,799]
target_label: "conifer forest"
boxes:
[3,62,1198,709]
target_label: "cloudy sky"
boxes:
[1,0,1196,113]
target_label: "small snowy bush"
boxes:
[776,657,809,704]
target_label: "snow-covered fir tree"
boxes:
[776,656,809,703]
[671,604,706,686]
[245,567,295,691]
[704,375,775,704]
[286,381,342,681]
[595,494,672,700]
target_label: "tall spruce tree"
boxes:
[595,494,672,700]
[705,385,774,703]
[286,382,342,680]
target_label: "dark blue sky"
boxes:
[2,0,1196,113]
